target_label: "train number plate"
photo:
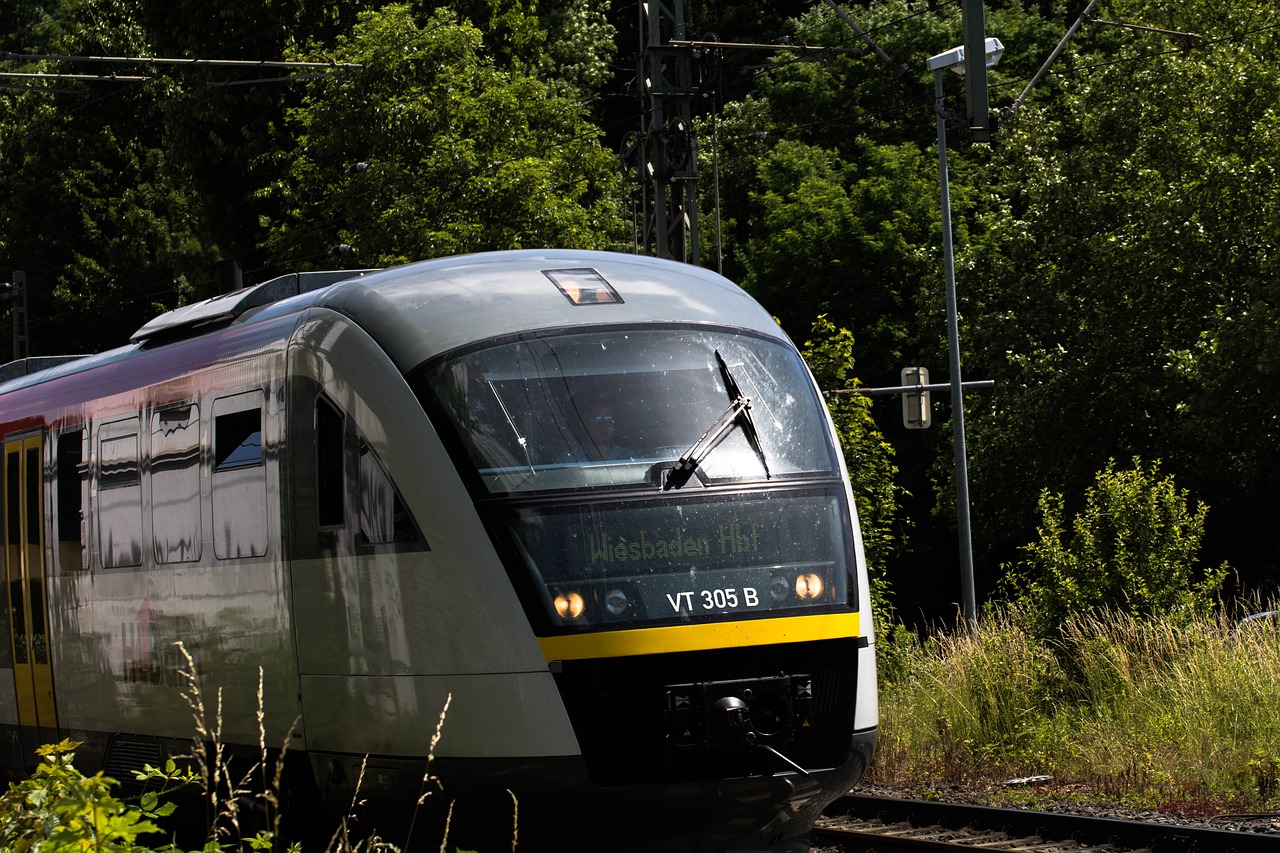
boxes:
[663,586,766,614]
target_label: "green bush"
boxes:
[1004,458,1227,634]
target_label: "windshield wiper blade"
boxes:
[487,380,535,477]
[717,351,771,481]
[663,352,771,491]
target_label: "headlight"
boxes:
[769,575,791,603]
[554,591,586,619]
[605,588,629,615]
[795,573,824,600]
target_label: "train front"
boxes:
[407,255,877,851]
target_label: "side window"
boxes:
[97,419,143,568]
[56,430,87,571]
[316,396,344,528]
[212,391,268,559]
[152,405,202,564]
[215,407,262,470]
[357,440,421,547]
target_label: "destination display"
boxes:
[504,488,853,626]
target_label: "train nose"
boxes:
[667,674,814,751]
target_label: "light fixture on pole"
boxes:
[926,37,1002,628]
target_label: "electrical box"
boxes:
[901,367,932,429]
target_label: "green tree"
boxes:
[743,137,939,384]
[1005,458,1227,632]
[802,315,903,625]
[536,0,617,96]
[963,0,1280,588]
[0,2,217,357]
[257,5,624,269]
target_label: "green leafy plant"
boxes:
[0,739,166,852]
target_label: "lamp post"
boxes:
[926,37,1003,628]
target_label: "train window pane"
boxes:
[152,406,202,564]
[417,327,838,494]
[6,450,19,542]
[0,571,9,669]
[316,397,344,528]
[97,424,143,568]
[212,392,268,559]
[57,431,86,571]
[24,447,38,543]
[357,440,421,546]
[3,452,18,665]
[215,408,262,470]
[9,577,25,663]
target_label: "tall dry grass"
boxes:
[869,604,1280,808]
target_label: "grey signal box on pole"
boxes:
[902,366,931,429]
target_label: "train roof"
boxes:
[0,250,785,396]
[253,250,785,373]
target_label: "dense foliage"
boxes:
[2,0,1278,622]
[801,315,904,625]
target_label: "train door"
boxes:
[3,435,58,759]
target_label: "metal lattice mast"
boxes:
[636,0,699,264]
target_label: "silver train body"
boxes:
[0,250,877,850]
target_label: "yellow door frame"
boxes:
[4,435,57,738]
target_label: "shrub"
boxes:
[1004,457,1227,633]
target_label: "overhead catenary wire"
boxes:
[0,51,358,71]
[0,51,358,87]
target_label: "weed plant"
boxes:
[870,603,1280,811]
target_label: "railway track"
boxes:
[813,794,1279,852]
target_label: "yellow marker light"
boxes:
[543,268,623,305]
[554,592,586,619]
[795,573,825,600]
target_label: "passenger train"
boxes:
[0,250,877,851]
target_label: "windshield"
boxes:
[417,327,838,494]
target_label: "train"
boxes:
[0,249,877,851]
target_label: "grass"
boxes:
[869,603,1280,813]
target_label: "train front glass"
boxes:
[416,326,857,633]
[422,325,860,630]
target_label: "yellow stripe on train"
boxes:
[537,612,863,662]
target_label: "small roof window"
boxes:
[543,268,623,305]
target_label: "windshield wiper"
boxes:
[487,380,535,477]
[716,350,771,481]
[663,351,771,490]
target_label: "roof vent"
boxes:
[131,269,377,344]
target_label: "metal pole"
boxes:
[935,70,978,628]
[11,270,27,361]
